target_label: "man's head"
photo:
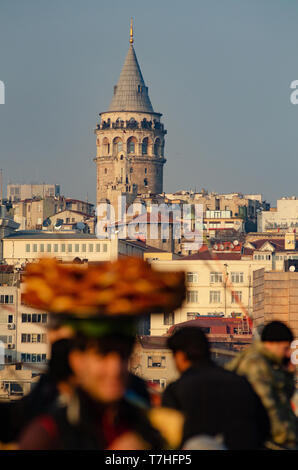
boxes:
[261,321,294,363]
[167,327,210,373]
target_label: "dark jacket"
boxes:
[162,360,270,450]
[0,371,149,444]
[18,388,164,450]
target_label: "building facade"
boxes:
[7,184,60,202]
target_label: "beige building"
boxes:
[0,286,18,363]
[253,268,298,341]
[258,197,298,233]
[7,184,60,202]
[129,336,178,389]
[148,236,298,335]
[13,197,58,230]
[2,232,116,265]
[94,24,166,217]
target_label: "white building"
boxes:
[258,197,298,232]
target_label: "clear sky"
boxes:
[0,0,298,205]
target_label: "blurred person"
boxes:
[226,321,298,449]
[0,319,74,444]
[162,327,269,450]
[18,317,164,450]
[0,317,149,445]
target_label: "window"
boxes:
[186,272,198,283]
[21,334,31,343]
[0,296,13,304]
[210,272,223,283]
[26,244,30,253]
[75,244,80,253]
[231,272,244,283]
[42,314,47,323]
[89,244,93,252]
[68,244,72,253]
[103,244,108,252]
[33,244,37,252]
[31,334,40,343]
[144,178,148,187]
[127,138,136,154]
[41,334,47,343]
[32,314,41,323]
[40,244,44,253]
[154,138,161,156]
[54,244,58,253]
[142,138,148,155]
[187,312,198,320]
[231,291,242,303]
[61,244,66,252]
[96,244,101,252]
[113,137,123,155]
[163,312,174,325]
[187,290,198,303]
[47,244,51,252]
[148,355,166,368]
[8,315,13,323]
[210,291,221,303]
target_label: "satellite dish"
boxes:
[54,219,63,230]
[219,244,224,250]
[43,218,51,227]
[289,265,296,272]
[213,244,218,250]
[233,240,239,246]
[76,222,86,231]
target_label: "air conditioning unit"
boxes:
[7,343,15,349]
[8,323,15,330]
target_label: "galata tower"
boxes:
[94,20,167,214]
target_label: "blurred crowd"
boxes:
[0,258,297,450]
[0,319,297,450]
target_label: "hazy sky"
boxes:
[1,0,298,205]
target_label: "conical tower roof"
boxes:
[108,44,154,113]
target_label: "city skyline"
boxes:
[1,0,298,205]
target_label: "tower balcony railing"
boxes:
[97,119,166,133]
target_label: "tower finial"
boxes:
[130,17,134,45]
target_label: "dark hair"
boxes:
[261,321,294,343]
[167,327,210,363]
[70,333,135,360]
[48,338,73,383]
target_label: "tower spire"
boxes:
[130,17,134,45]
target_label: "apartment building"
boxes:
[258,197,298,233]
[2,231,117,265]
[149,236,298,335]
[0,286,18,363]
[7,184,60,202]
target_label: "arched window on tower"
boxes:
[154,138,161,156]
[127,137,137,154]
[142,137,148,155]
[113,137,123,155]
[144,178,148,187]
[103,138,110,155]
